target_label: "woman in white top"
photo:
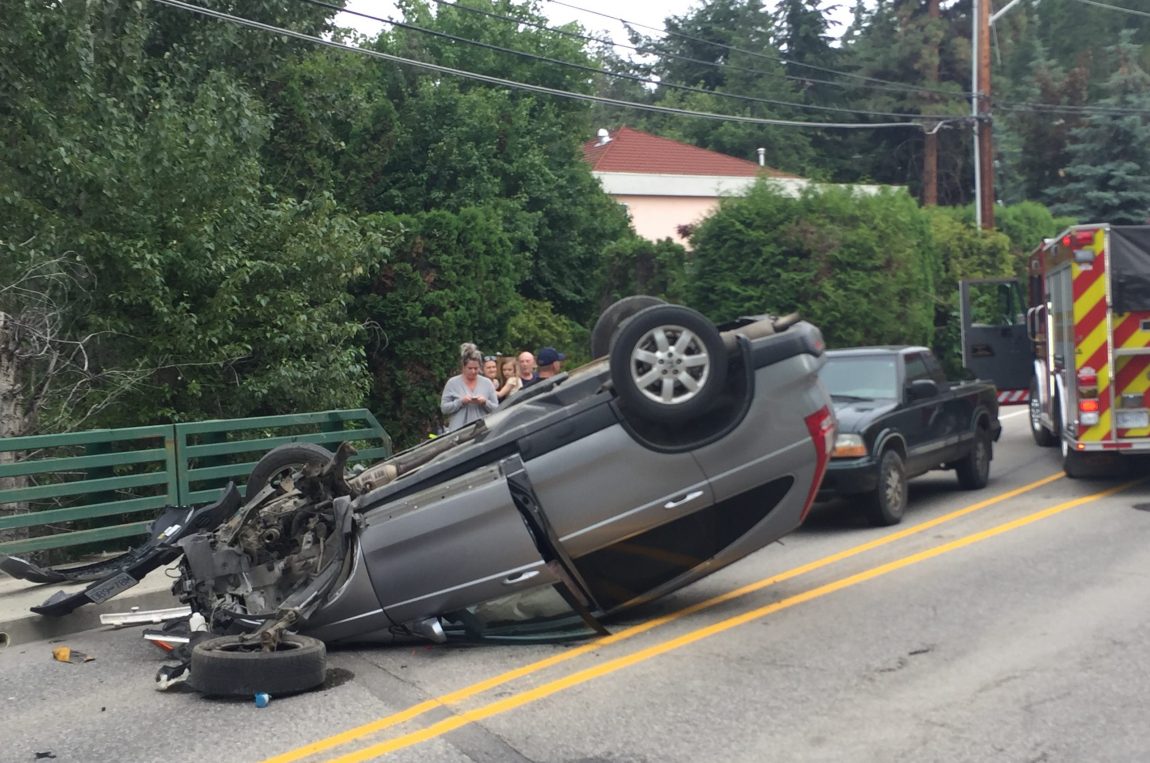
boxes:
[440,343,499,432]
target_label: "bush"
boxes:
[687,183,937,349]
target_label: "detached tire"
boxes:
[865,449,907,526]
[956,428,992,490]
[189,634,326,696]
[609,304,727,425]
[590,296,666,359]
[244,443,333,498]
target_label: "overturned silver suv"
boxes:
[9,298,834,695]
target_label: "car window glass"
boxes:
[441,584,601,642]
[905,354,930,384]
[818,356,898,399]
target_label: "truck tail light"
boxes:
[1079,397,1100,426]
[1061,229,1097,250]
[801,406,835,523]
[1063,229,1099,264]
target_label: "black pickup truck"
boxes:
[815,346,1002,526]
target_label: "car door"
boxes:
[521,422,714,612]
[960,278,1031,392]
[900,352,954,473]
[360,462,568,627]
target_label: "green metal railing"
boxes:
[0,409,391,556]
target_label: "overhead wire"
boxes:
[428,0,969,101]
[542,1,1150,121]
[150,0,938,131]
[308,0,963,120]
[1067,0,1150,18]
[543,0,976,100]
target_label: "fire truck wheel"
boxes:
[956,428,991,489]
[1029,379,1057,447]
[865,449,907,526]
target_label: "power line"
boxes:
[309,0,962,121]
[542,0,975,100]
[997,100,1150,117]
[1068,0,1150,18]
[150,0,938,131]
[427,0,969,102]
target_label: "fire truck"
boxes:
[960,224,1150,477]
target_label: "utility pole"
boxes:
[971,0,995,230]
[922,0,940,207]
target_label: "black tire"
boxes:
[956,427,992,489]
[865,449,908,526]
[1029,378,1057,447]
[189,634,327,696]
[590,296,666,359]
[608,304,727,425]
[244,443,333,498]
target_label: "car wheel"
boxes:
[244,443,333,498]
[956,428,991,489]
[189,634,326,696]
[1029,378,1057,447]
[865,449,907,526]
[590,295,666,359]
[609,304,727,424]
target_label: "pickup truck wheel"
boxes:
[245,443,333,499]
[188,634,327,696]
[865,449,907,526]
[590,296,666,359]
[1029,378,1057,447]
[956,429,991,489]
[609,304,727,425]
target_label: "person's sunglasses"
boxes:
[483,355,497,362]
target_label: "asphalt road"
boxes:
[3,411,1149,763]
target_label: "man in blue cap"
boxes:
[523,346,566,388]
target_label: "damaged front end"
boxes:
[173,445,363,648]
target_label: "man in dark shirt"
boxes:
[523,346,565,388]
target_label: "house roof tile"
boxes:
[582,126,797,178]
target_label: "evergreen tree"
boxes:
[1048,32,1150,224]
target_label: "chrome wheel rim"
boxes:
[629,323,712,406]
[1029,395,1043,432]
[883,463,904,513]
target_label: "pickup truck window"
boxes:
[818,356,898,400]
[922,352,949,386]
[904,354,931,384]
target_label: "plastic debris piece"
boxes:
[254,692,271,708]
[51,646,94,664]
[34,752,57,760]
[155,663,190,691]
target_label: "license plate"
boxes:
[1116,410,1150,430]
[87,572,138,603]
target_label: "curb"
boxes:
[0,571,183,647]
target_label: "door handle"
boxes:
[502,570,541,585]
[664,490,704,509]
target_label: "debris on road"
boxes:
[51,646,94,663]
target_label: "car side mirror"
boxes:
[906,379,939,401]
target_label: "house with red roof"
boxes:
[582,126,883,246]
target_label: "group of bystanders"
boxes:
[439,343,567,432]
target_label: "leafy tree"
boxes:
[0,1,375,431]
[352,206,528,446]
[1048,32,1150,224]
[687,183,936,349]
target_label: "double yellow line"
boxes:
[268,472,1136,762]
